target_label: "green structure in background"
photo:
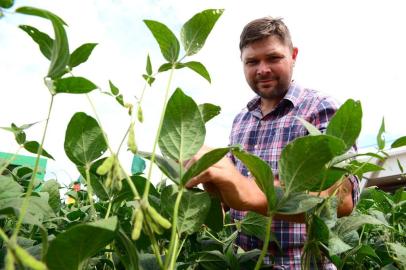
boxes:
[0,151,47,180]
[131,155,146,174]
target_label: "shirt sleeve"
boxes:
[311,96,361,206]
[311,96,340,133]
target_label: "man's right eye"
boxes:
[245,60,257,65]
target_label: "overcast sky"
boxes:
[1,0,406,185]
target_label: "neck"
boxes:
[260,98,281,115]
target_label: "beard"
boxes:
[250,76,289,100]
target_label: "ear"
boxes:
[292,47,299,60]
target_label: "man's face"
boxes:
[241,36,298,101]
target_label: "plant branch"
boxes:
[254,214,273,270]
[12,95,54,241]
[85,164,97,220]
[143,66,175,201]
[0,146,23,175]
[86,94,141,200]
[165,187,184,270]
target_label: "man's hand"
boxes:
[185,146,268,213]
[184,146,355,219]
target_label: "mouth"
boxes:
[258,79,276,85]
[257,76,277,83]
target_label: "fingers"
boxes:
[184,145,212,170]
[185,173,209,188]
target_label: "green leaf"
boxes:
[0,196,55,224]
[346,160,384,178]
[388,242,406,267]
[279,135,346,194]
[54,76,97,94]
[146,54,152,75]
[331,151,386,165]
[359,187,393,213]
[381,264,399,270]
[181,9,224,56]
[310,215,329,244]
[197,250,227,270]
[1,121,40,145]
[77,159,109,201]
[296,117,322,135]
[158,63,180,72]
[16,6,70,78]
[69,43,97,68]
[396,159,404,173]
[391,136,406,148]
[328,233,352,255]
[276,190,323,215]
[224,243,239,269]
[19,25,53,60]
[204,196,224,232]
[138,151,179,184]
[142,74,155,86]
[356,244,381,262]
[115,229,140,270]
[158,88,205,162]
[23,141,55,160]
[326,99,362,152]
[0,0,14,9]
[241,211,268,240]
[307,167,347,192]
[116,94,124,106]
[232,148,276,210]
[40,180,61,213]
[161,186,211,234]
[144,20,180,63]
[16,130,26,144]
[377,117,386,150]
[198,103,221,123]
[14,244,47,270]
[0,175,23,200]
[45,217,118,270]
[109,80,120,96]
[181,147,234,185]
[139,253,162,270]
[64,112,107,166]
[333,214,388,237]
[183,61,211,82]
[236,249,262,264]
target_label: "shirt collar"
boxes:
[246,81,303,112]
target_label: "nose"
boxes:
[256,61,271,76]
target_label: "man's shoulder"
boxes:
[298,86,340,111]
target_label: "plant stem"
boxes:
[224,223,237,227]
[143,220,164,268]
[86,93,167,266]
[86,94,141,199]
[254,214,273,270]
[165,187,184,269]
[0,228,9,242]
[104,199,113,219]
[12,95,54,241]
[176,236,187,259]
[116,124,130,155]
[204,228,224,245]
[0,146,22,175]
[85,164,97,220]
[143,66,175,201]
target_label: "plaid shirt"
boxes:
[229,82,360,269]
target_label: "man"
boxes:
[186,17,359,269]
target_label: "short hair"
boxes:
[239,17,293,51]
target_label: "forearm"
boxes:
[246,177,354,221]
